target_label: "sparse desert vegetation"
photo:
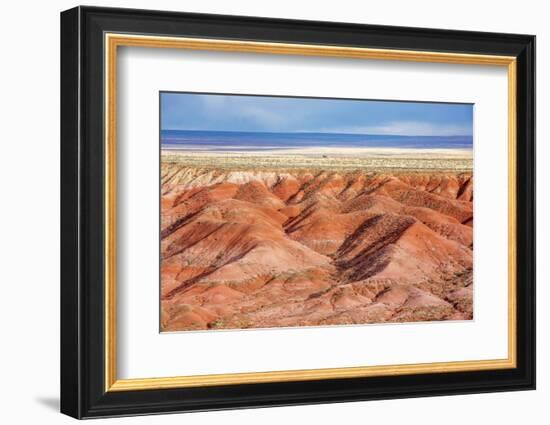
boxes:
[161,148,472,172]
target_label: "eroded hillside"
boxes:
[160,165,473,331]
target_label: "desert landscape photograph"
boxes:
[159,92,474,332]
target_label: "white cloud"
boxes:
[321,121,472,136]
[200,95,228,109]
[237,106,287,127]
[200,96,292,130]
[198,96,470,136]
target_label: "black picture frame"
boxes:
[61,5,535,419]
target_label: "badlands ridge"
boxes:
[160,165,473,331]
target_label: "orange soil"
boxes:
[160,167,473,331]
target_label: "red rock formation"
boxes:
[160,166,473,331]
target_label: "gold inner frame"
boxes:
[104,33,517,392]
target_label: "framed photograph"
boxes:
[60,6,535,419]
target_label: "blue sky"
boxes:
[161,92,473,136]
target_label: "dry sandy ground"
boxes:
[162,146,473,158]
[161,149,473,173]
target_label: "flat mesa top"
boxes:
[160,149,473,173]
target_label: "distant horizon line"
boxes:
[161,129,473,138]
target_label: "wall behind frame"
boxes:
[0,1,543,424]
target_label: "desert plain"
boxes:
[160,148,474,332]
